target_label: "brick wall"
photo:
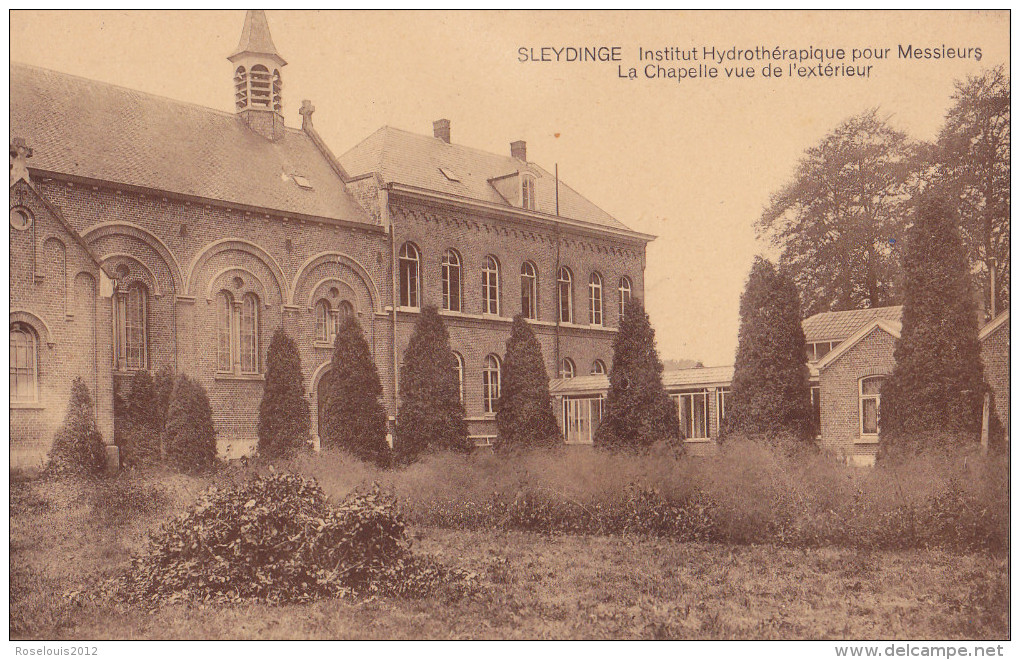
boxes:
[10,181,113,468]
[817,326,897,458]
[980,317,1009,433]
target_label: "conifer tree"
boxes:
[321,316,390,466]
[119,369,162,467]
[257,328,312,458]
[495,314,562,452]
[395,306,470,463]
[593,297,679,451]
[880,193,988,454]
[47,377,107,477]
[726,257,814,443]
[163,374,218,473]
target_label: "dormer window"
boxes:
[439,167,461,182]
[521,174,536,211]
[292,174,312,189]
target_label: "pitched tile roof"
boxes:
[663,365,735,389]
[339,126,634,233]
[801,306,903,343]
[10,63,374,227]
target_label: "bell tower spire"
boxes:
[228,10,287,141]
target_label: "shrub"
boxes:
[46,377,107,477]
[257,328,311,458]
[594,297,679,451]
[152,365,175,438]
[163,374,218,474]
[321,316,390,467]
[494,314,561,453]
[881,192,988,455]
[113,473,470,605]
[395,306,470,463]
[726,257,814,443]
[118,370,163,468]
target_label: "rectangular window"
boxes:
[859,377,885,436]
[563,396,603,444]
[559,280,572,323]
[217,294,233,372]
[442,262,461,312]
[399,260,418,308]
[125,289,146,369]
[10,328,36,403]
[673,390,709,439]
[240,297,258,374]
[716,387,730,434]
[810,386,822,437]
[483,270,499,315]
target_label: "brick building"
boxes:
[9,11,653,467]
[553,305,1009,464]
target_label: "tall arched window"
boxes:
[521,174,536,210]
[338,300,354,325]
[589,272,603,326]
[314,299,331,342]
[618,276,632,321]
[116,282,148,370]
[10,323,37,404]
[482,256,500,315]
[453,351,465,404]
[558,267,573,324]
[482,354,501,414]
[592,359,607,375]
[441,249,462,312]
[521,261,538,320]
[860,376,886,436]
[240,293,260,374]
[398,243,421,308]
[216,290,234,372]
[559,358,576,379]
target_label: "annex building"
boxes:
[9,11,654,467]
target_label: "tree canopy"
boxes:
[257,328,311,459]
[494,314,561,452]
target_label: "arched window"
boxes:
[338,300,354,325]
[10,323,37,404]
[314,299,331,343]
[249,64,271,108]
[589,272,603,326]
[233,66,248,109]
[453,351,465,404]
[398,243,421,309]
[558,267,573,324]
[592,359,607,375]
[482,256,500,315]
[618,276,632,321]
[216,291,234,372]
[482,354,501,414]
[441,249,462,312]
[559,358,576,379]
[521,174,536,211]
[115,282,148,370]
[520,261,538,320]
[860,376,886,436]
[240,293,260,374]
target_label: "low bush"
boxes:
[46,378,107,478]
[285,440,1008,553]
[111,472,472,606]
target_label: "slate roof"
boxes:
[339,126,636,233]
[9,63,374,226]
[801,306,903,343]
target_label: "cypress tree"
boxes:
[395,306,470,463]
[46,377,107,477]
[321,315,390,466]
[257,328,312,458]
[119,369,162,467]
[495,314,561,452]
[726,257,814,443]
[880,192,988,455]
[593,297,679,451]
[163,374,218,473]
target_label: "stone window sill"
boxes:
[855,435,880,445]
[312,340,334,350]
[214,373,265,382]
[10,402,44,410]
[683,437,714,444]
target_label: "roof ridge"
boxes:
[375,124,532,166]
[10,61,306,137]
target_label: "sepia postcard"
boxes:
[8,9,1011,651]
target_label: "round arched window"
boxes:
[9,207,32,230]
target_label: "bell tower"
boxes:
[228,10,287,141]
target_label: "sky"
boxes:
[9,10,1010,365]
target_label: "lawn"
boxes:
[9,470,1008,640]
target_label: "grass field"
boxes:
[10,470,1008,640]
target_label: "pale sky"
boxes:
[9,10,1009,365]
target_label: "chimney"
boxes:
[433,119,451,144]
[511,140,527,161]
